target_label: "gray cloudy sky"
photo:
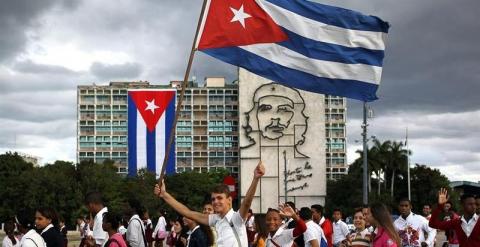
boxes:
[0,0,478,181]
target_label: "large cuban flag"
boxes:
[196,0,389,102]
[128,89,176,177]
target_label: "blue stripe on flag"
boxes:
[279,28,385,66]
[127,96,137,177]
[203,46,379,101]
[265,0,389,32]
[165,98,176,175]
[146,128,156,173]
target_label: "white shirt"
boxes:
[20,229,46,247]
[152,216,167,238]
[78,222,86,238]
[393,212,436,247]
[93,207,109,246]
[208,208,247,247]
[461,213,478,237]
[127,214,146,247]
[3,235,19,247]
[266,227,295,247]
[333,220,349,244]
[118,226,127,235]
[304,221,326,247]
[40,224,54,235]
[246,215,255,231]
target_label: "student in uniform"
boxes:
[102,212,128,247]
[155,161,265,247]
[16,210,47,247]
[35,207,64,247]
[265,204,307,247]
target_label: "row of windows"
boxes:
[79,89,127,95]
[79,152,127,157]
[79,105,127,110]
[79,136,127,142]
[79,142,127,147]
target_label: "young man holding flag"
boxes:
[154,161,265,247]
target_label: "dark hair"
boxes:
[333,208,342,213]
[254,214,268,240]
[461,194,475,203]
[398,197,411,205]
[200,224,214,246]
[36,207,59,228]
[267,208,280,215]
[286,201,296,210]
[4,220,16,234]
[17,209,35,230]
[128,199,146,216]
[369,203,401,246]
[299,207,312,221]
[85,191,104,205]
[103,212,120,230]
[423,204,431,208]
[311,204,324,216]
[211,184,231,197]
[354,207,363,215]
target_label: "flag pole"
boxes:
[158,0,208,184]
[406,127,411,200]
[362,101,369,205]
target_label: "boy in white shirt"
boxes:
[299,207,327,247]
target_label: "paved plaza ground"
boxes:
[0,230,448,247]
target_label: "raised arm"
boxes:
[279,204,307,238]
[429,188,455,230]
[239,160,265,220]
[154,181,209,225]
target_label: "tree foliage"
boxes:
[0,152,228,228]
[326,140,453,218]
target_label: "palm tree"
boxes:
[387,141,409,196]
[371,139,392,195]
[354,146,382,195]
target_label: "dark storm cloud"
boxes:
[324,0,480,118]
[0,0,80,62]
[0,90,76,122]
[90,62,143,80]
[13,60,79,75]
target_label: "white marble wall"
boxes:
[239,69,326,213]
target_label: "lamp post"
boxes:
[361,102,374,205]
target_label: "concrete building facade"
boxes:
[77,79,239,176]
[325,96,348,179]
[238,69,327,212]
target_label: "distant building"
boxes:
[77,81,168,173]
[18,152,41,167]
[77,79,239,176]
[325,96,348,179]
[77,78,344,179]
[172,77,239,176]
[450,180,480,197]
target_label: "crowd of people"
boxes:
[3,162,480,247]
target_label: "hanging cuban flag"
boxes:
[128,89,176,177]
[196,0,389,102]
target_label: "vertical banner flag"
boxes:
[195,0,389,102]
[128,89,176,177]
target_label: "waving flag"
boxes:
[128,89,176,176]
[196,0,389,101]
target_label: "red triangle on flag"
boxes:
[197,0,288,49]
[129,90,176,132]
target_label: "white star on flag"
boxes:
[145,99,159,114]
[230,5,251,28]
